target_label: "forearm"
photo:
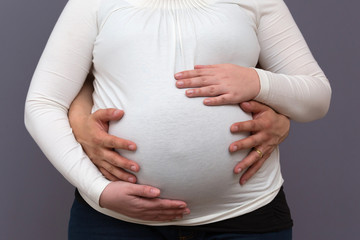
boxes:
[24,0,110,204]
[254,69,331,122]
[69,73,94,128]
[254,0,331,122]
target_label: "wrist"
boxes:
[69,110,89,128]
[249,68,261,98]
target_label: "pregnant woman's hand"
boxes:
[70,107,139,183]
[175,64,260,105]
[229,101,290,185]
[100,181,190,221]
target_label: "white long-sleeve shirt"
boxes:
[25,0,331,226]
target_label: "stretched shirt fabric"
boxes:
[25,0,331,226]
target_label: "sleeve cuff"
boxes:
[252,68,270,103]
[87,176,112,205]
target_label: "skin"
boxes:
[69,64,290,220]
[175,64,260,106]
[174,64,290,184]
[69,77,190,221]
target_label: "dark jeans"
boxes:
[68,196,292,240]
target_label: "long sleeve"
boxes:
[24,0,110,204]
[253,0,331,122]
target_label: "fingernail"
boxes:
[186,89,193,95]
[183,209,190,215]
[231,145,238,152]
[128,144,136,150]
[241,179,247,185]
[204,99,211,104]
[231,126,238,132]
[177,80,184,86]
[113,109,122,116]
[150,188,160,195]
[241,102,250,107]
[130,165,137,171]
[174,73,183,78]
[128,177,135,183]
[236,167,242,173]
[179,205,185,209]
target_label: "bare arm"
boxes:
[230,101,290,185]
[68,75,190,221]
[69,74,139,182]
[69,82,290,186]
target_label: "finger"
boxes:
[194,64,217,69]
[174,68,213,80]
[140,198,189,212]
[103,150,140,172]
[239,153,270,185]
[97,132,137,151]
[176,76,214,89]
[131,198,190,221]
[229,132,266,152]
[202,94,235,106]
[147,207,190,216]
[144,204,191,216]
[233,147,265,174]
[239,101,271,115]
[142,207,191,221]
[230,119,263,134]
[92,108,125,122]
[99,167,120,181]
[100,161,137,183]
[140,209,190,221]
[130,185,187,208]
[185,85,224,98]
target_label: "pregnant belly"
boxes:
[108,96,252,212]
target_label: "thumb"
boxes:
[129,184,161,199]
[93,109,124,123]
[240,101,269,115]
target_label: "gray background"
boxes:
[0,0,359,239]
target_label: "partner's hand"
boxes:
[69,108,139,182]
[175,64,260,105]
[229,101,290,185]
[100,181,190,221]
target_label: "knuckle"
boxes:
[107,165,115,173]
[92,136,103,146]
[220,96,227,104]
[263,119,272,129]
[247,137,256,147]
[242,159,252,169]
[232,91,239,99]
[107,156,118,166]
[143,186,151,196]
[248,121,256,130]
[158,202,167,209]
[252,138,260,146]
[132,201,145,211]
[263,132,272,141]
[200,77,207,85]
[108,138,117,148]
[185,79,192,86]
[209,86,216,94]
[92,148,103,158]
